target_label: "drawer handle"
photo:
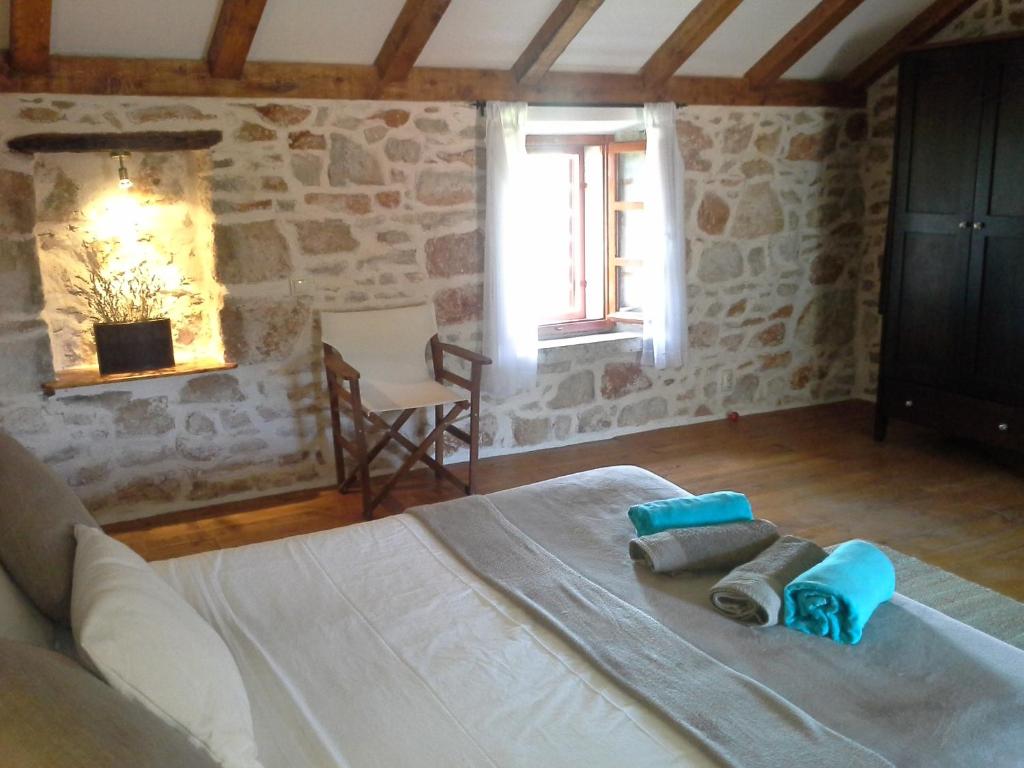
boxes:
[904,400,914,408]
[972,221,985,230]
[998,423,1009,433]
[958,221,970,229]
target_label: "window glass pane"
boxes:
[616,209,645,261]
[615,151,644,202]
[526,152,584,324]
[616,267,643,313]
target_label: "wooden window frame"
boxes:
[606,140,647,323]
[527,134,611,335]
[526,134,647,339]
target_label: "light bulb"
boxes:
[113,151,132,189]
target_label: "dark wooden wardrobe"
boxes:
[875,37,1024,451]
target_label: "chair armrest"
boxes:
[323,344,360,380]
[438,342,492,366]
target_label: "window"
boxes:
[525,135,646,337]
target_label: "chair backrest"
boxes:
[321,304,438,384]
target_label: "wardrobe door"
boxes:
[963,41,1024,406]
[882,50,986,388]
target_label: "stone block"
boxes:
[0,170,35,235]
[730,182,784,239]
[295,219,359,254]
[372,109,410,128]
[0,327,52,394]
[235,121,276,142]
[425,231,483,278]
[601,363,652,400]
[698,242,743,283]
[291,154,323,186]
[289,131,326,150]
[253,104,311,126]
[578,405,613,433]
[512,415,550,446]
[796,289,855,348]
[221,296,312,364]
[434,284,482,325]
[697,192,729,235]
[0,238,43,313]
[115,397,175,437]
[329,134,384,186]
[546,370,595,410]
[617,396,668,428]
[416,169,475,206]
[128,105,213,123]
[180,373,245,404]
[214,221,291,284]
[384,138,422,163]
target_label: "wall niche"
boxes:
[31,149,224,373]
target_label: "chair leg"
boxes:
[467,363,483,495]
[327,381,346,493]
[434,404,444,481]
[349,381,373,520]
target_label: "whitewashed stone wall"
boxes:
[854,0,1024,399]
[0,91,864,523]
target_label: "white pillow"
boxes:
[0,561,54,648]
[71,525,262,768]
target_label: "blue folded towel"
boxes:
[783,539,895,645]
[628,492,753,537]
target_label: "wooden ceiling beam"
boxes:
[843,0,979,89]
[512,0,604,86]
[207,0,268,79]
[640,0,743,89]
[745,0,865,88]
[374,0,451,85]
[9,0,53,75]
[0,56,865,107]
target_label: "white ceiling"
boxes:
[1,0,950,81]
[678,0,818,77]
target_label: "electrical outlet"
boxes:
[719,369,735,394]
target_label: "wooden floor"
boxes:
[107,400,1024,600]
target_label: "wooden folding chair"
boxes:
[321,304,492,519]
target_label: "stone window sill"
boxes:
[537,331,641,351]
[42,360,237,397]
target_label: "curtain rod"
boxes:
[471,100,686,115]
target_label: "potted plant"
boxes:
[68,241,189,376]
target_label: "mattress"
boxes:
[154,513,714,768]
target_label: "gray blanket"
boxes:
[410,466,1024,768]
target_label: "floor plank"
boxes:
[107,401,1024,599]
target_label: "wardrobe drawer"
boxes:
[884,381,1023,450]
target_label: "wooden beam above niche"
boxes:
[7,130,224,154]
[0,57,865,107]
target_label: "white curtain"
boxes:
[641,102,687,370]
[482,102,538,397]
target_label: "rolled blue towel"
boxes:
[628,492,753,537]
[783,539,895,645]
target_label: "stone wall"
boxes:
[854,0,1024,399]
[0,92,864,523]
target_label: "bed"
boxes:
[2,438,1023,768]
[151,466,1024,768]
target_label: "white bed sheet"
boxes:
[154,515,714,768]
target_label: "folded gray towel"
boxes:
[709,535,827,626]
[628,519,779,574]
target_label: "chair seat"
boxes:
[359,378,466,413]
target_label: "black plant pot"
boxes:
[94,318,175,375]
